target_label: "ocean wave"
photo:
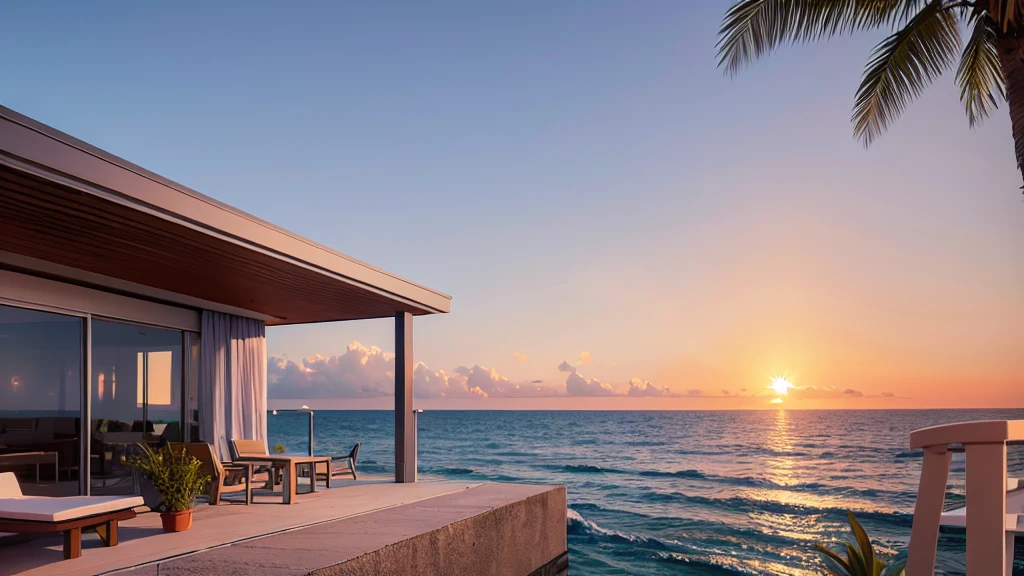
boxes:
[550,463,914,501]
[567,508,753,575]
[559,464,626,474]
[635,490,913,526]
[635,468,906,499]
[567,508,667,547]
[421,466,474,475]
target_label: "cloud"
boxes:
[721,389,732,396]
[565,370,616,396]
[881,392,895,398]
[270,342,692,400]
[627,378,671,397]
[269,341,561,399]
[513,352,528,361]
[268,342,394,399]
[788,385,866,400]
[578,351,593,365]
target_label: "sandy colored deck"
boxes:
[1,476,476,575]
[0,477,568,576]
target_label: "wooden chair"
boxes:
[315,443,360,481]
[230,439,283,486]
[170,443,266,505]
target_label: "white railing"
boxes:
[907,420,1024,576]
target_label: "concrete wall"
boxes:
[324,484,567,576]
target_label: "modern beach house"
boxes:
[0,106,567,575]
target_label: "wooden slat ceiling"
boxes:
[0,164,430,324]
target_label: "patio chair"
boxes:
[171,442,269,505]
[315,443,360,481]
[0,472,142,560]
[230,439,283,485]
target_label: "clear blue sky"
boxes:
[3,1,1021,408]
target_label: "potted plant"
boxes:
[126,443,210,533]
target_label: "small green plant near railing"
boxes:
[125,443,210,512]
[816,512,906,576]
[273,443,286,454]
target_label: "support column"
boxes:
[394,311,416,483]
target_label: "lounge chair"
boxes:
[315,443,360,481]
[170,442,268,505]
[0,472,142,559]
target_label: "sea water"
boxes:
[268,409,1024,575]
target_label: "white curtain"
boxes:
[199,311,267,460]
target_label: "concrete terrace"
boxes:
[0,478,568,576]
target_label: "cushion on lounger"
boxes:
[0,495,144,523]
[0,472,22,497]
[0,472,142,523]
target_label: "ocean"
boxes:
[267,409,1024,575]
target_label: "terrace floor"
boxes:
[0,476,568,576]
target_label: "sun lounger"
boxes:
[0,472,142,559]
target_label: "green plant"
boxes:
[816,512,906,576]
[125,443,210,513]
[273,443,286,454]
[717,1,1024,186]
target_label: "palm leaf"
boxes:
[717,0,910,75]
[956,12,1005,127]
[846,542,868,576]
[852,0,961,146]
[815,543,854,573]
[848,511,877,572]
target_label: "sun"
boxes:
[770,377,793,396]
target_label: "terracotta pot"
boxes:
[160,509,193,532]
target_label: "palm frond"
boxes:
[815,543,854,573]
[717,0,912,75]
[852,0,961,146]
[956,12,1005,127]
[992,0,1024,31]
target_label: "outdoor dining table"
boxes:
[233,455,331,504]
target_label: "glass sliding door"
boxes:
[0,304,82,496]
[90,319,182,494]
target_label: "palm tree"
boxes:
[717,0,1024,185]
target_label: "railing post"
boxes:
[906,445,951,576]
[412,409,423,482]
[308,410,314,456]
[965,441,1008,575]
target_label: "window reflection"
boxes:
[0,305,82,496]
[91,320,182,495]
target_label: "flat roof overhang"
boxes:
[0,106,450,325]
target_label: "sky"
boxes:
[2,1,1021,410]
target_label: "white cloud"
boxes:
[269,342,561,399]
[270,343,705,400]
[513,352,528,361]
[627,377,671,397]
[565,370,616,396]
[578,351,593,364]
